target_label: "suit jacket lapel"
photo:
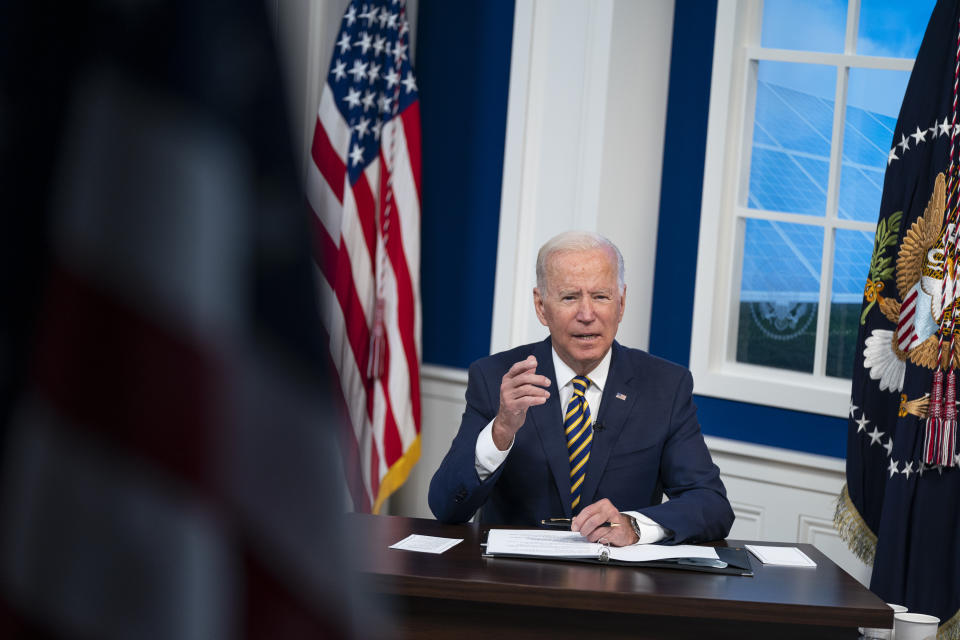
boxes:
[580,342,639,507]
[527,338,572,517]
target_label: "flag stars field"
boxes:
[384,68,399,89]
[345,88,361,109]
[323,1,419,177]
[349,60,368,83]
[402,72,416,94]
[356,31,373,55]
[349,144,364,166]
[331,59,347,81]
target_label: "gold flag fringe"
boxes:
[940,608,960,640]
[834,483,877,566]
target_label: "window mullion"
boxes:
[726,53,760,363]
[815,63,850,376]
[814,225,837,376]
[845,0,861,55]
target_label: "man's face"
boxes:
[534,247,626,375]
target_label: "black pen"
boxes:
[540,518,621,530]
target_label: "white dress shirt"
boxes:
[473,346,667,544]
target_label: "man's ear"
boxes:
[618,285,627,323]
[533,288,549,327]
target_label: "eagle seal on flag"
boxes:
[862,173,958,393]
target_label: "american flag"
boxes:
[309,0,422,513]
[0,0,378,637]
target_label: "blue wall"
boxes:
[416,0,515,369]
[648,0,846,458]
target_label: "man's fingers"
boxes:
[505,383,551,400]
[585,524,633,546]
[578,512,614,537]
[570,507,599,533]
[501,391,549,416]
[503,371,551,394]
[506,356,539,377]
[495,356,550,437]
[508,371,551,389]
[571,499,617,535]
[578,512,633,546]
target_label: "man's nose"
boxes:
[576,299,596,322]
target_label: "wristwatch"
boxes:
[622,513,642,543]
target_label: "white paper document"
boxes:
[390,534,463,554]
[745,545,817,567]
[485,529,719,562]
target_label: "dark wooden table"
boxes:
[354,513,891,639]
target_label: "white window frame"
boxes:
[690,0,915,418]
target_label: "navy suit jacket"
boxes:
[428,338,734,544]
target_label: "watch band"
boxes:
[622,513,642,543]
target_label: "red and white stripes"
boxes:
[898,287,920,352]
[309,77,422,513]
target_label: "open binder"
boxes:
[482,529,753,576]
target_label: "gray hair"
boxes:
[535,231,625,293]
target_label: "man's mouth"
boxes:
[573,334,600,342]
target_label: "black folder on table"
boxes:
[481,531,753,577]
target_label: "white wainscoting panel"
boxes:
[390,367,873,587]
[727,501,764,540]
[708,437,872,585]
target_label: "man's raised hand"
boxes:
[491,356,551,450]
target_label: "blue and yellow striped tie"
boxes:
[566,375,593,511]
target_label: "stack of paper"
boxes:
[485,529,719,562]
[745,545,816,567]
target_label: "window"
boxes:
[691,0,934,417]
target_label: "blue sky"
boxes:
[760,0,934,116]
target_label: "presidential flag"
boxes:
[836,2,960,636]
[309,0,422,513]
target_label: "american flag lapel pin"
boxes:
[615,392,627,401]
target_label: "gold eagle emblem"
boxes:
[863,172,959,394]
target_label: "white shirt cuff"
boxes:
[622,511,669,544]
[475,419,512,480]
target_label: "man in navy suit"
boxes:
[429,231,733,546]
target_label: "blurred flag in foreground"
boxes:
[309,0,423,513]
[0,0,377,637]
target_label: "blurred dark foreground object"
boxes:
[0,1,379,638]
